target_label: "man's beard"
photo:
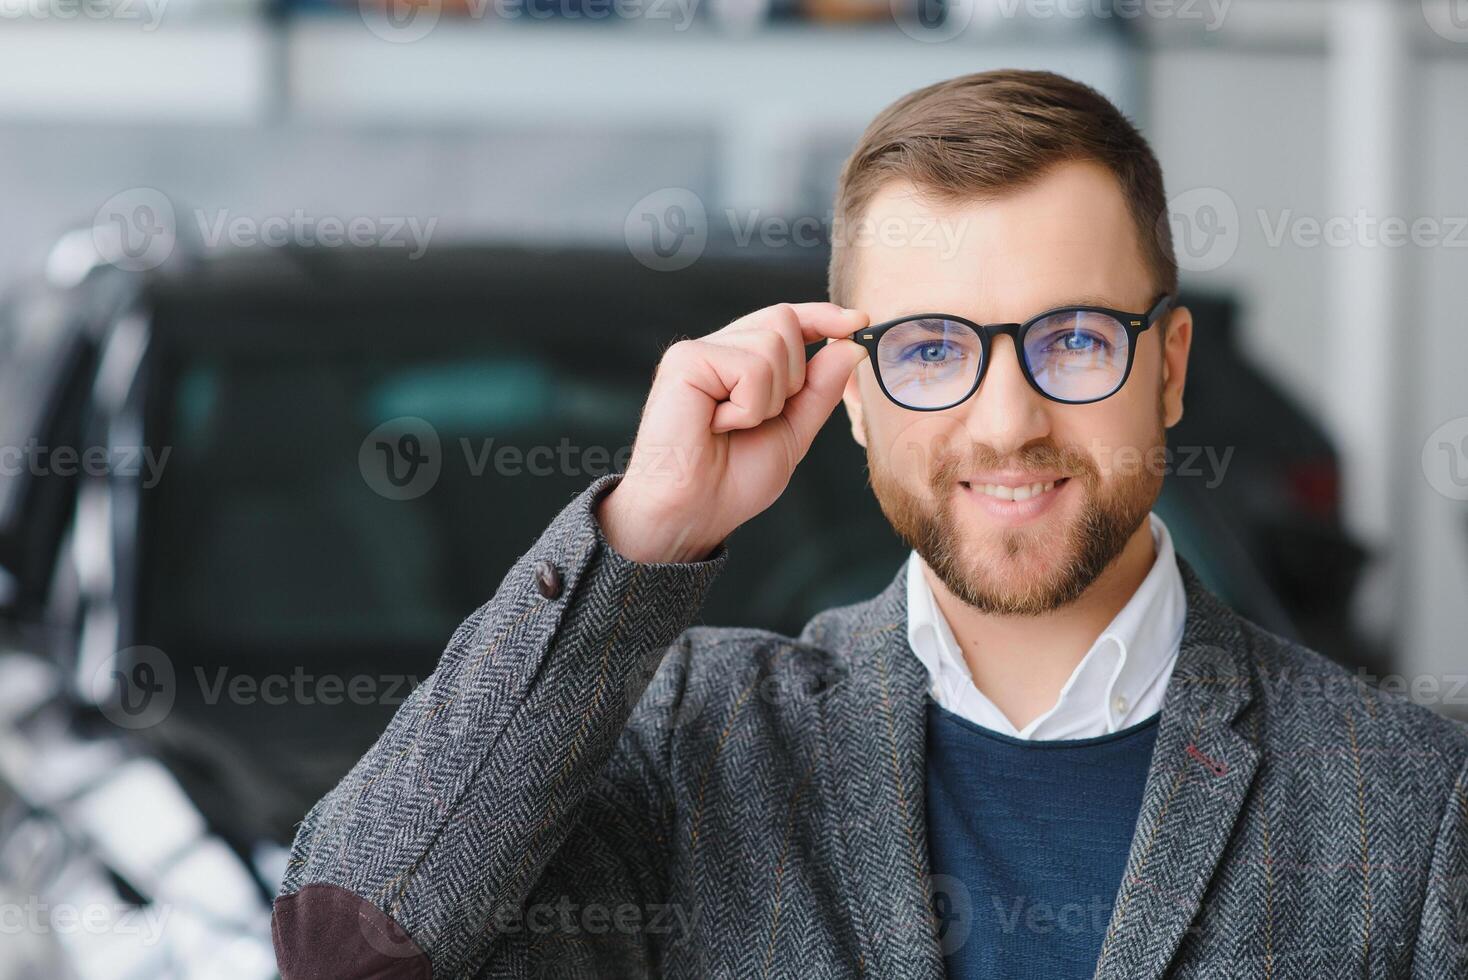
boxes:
[865,416,1164,617]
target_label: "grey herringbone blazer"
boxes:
[273,473,1468,979]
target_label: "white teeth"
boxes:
[972,480,1057,501]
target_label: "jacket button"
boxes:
[533,560,563,599]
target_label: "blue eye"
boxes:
[904,341,961,364]
[1044,331,1111,354]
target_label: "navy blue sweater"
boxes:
[924,699,1160,979]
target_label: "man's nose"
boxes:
[957,334,1052,455]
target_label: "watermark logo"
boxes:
[89,645,176,730]
[361,0,441,42]
[926,873,974,955]
[1422,416,1468,501]
[359,417,443,501]
[1423,0,1468,42]
[625,188,708,272]
[93,187,177,272]
[891,0,974,43]
[1162,187,1239,273]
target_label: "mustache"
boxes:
[924,440,1100,493]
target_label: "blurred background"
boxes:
[1,0,1466,976]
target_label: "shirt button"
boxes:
[533,560,563,599]
[1112,694,1129,717]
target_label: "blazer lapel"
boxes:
[800,568,946,980]
[802,556,1261,980]
[1093,557,1262,980]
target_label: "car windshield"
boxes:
[143,352,645,651]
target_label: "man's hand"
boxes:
[597,302,869,563]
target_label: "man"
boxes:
[273,71,1468,979]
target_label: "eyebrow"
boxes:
[883,295,1128,322]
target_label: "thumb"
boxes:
[782,339,867,454]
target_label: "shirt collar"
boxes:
[1092,512,1187,715]
[904,512,1187,740]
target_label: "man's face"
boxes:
[841,160,1192,615]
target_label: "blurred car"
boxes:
[0,237,1367,975]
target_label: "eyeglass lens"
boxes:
[873,309,1133,408]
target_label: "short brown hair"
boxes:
[828,69,1176,309]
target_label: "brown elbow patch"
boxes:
[273,883,432,979]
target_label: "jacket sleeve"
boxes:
[271,472,726,979]
[1412,748,1468,978]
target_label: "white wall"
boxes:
[1402,58,1468,701]
[1151,22,1468,705]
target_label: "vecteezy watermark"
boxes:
[991,892,1115,937]
[89,646,176,731]
[93,189,440,271]
[93,188,177,273]
[1259,666,1468,709]
[0,897,173,946]
[890,434,1235,491]
[1087,440,1235,489]
[194,209,438,260]
[988,0,1231,30]
[194,667,421,707]
[359,0,696,43]
[625,188,709,272]
[1423,416,1468,501]
[625,188,970,272]
[1422,0,1468,43]
[486,896,697,940]
[890,0,974,44]
[359,417,444,502]
[462,437,643,480]
[890,0,1229,42]
[0,0,166,29]
[926,874,975,956]
[728,209,968,259]
[1160,187,1240,274]
[1162,187,1468,273]
[1258,209,1468,250]
[628,641,845,731]
[89,645,427,730]
[0,440,170,489]
[359,417,706,501]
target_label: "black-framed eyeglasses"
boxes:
[850,294,1173,410]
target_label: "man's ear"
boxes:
[1160,304,1193,429]
[840,352,868,449]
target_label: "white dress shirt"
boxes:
[906,513,1187,740]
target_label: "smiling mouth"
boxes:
[957,476,1071,502]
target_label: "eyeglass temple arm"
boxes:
[1145,293,1175,327]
